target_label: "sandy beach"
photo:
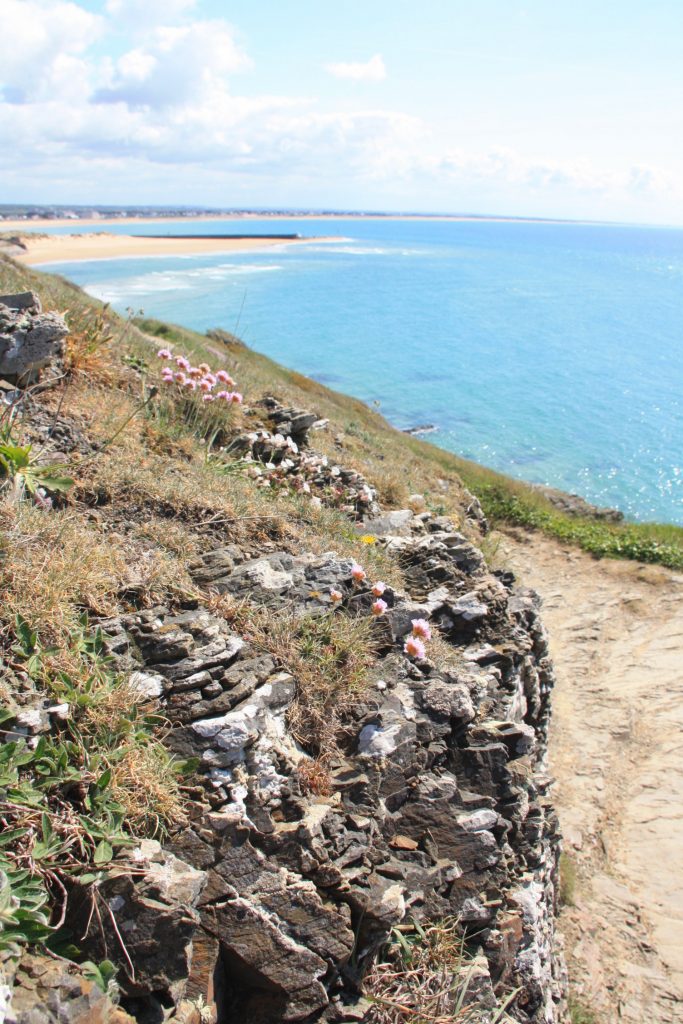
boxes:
[3,231,337,265]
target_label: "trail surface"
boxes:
[500,529,683,1023]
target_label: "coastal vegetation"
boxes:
[2,256,681,572]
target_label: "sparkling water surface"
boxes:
[38,217,683,524]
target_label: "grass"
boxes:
[568,996,598,1024]
[364,920,517,1023]
[243,607,377,755]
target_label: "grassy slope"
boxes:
[3,255,682,569]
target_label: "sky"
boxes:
[1,0,683,223]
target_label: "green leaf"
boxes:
[93,840,113,865]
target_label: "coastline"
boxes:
[5,231,339,266]
[0,212,596,232]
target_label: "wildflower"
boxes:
[34,488,53,510]
[202,394,215,403]
[360,534,376,545]
[161,368,174,381]
[199,379,213,393]
[330,589,343,603]
[404,636,426,660]
[185,379,197,391]
[203,373,217,386]
[351,563,366,584]
[198,362,211,375]
[372,581,386,597]
[174,371,187,385]
[175,355,191,371]
[230,392,243,405]
[215,390,230,401]
[411,618,432,641]
[372,599,387,617]
[189,366,203,379]
[216,370,235,385]
[157,348,172,359]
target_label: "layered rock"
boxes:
[0,293,68,383]
[95,502,564,1022]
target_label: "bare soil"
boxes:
[500,528,683,1024]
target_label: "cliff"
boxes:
[0,260,566,1023]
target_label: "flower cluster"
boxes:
[157,349,243,405]
[404,618,432,660]
[239,430,376,518]
[328,563,388,616]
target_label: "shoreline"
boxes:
[0,212,601,232]
[6,231,339,266]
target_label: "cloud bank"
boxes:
[0,0,678,218]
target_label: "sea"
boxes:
[36,217,683,525]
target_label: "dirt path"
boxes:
[499,529,683,1024]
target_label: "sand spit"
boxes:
[5,231,338,265]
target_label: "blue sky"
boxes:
[2,0,682,223]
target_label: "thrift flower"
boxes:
[216,370,235,385]
[175,355,191,371]
[198,363,211,375]
[185,379,197,391]
[372,599,388,617]
[174,371,187,385]
[202,394,215,403]
[372,581,386,597]
[216,390,230,401]
[189,366,203,379]
[203,373,217,386]
[200,379,213,393]
[230,392,243,405]
[157,348,172,360]
[411,619,432,641]
[404,636,426,660]
[330,589,343,603]
[351,563,366,584]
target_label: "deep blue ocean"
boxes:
[38,217,683,524]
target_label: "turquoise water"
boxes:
[40,218,683,524]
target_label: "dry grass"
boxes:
[109,740,185,835]
[365,921,515,1024]
[0,499,127,645]
[245,607,376,754]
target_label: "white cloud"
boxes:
[0,0,102,103]
[325,54,386,82]
[105,0,198,26]
[0,1,678,216]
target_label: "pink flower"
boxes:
[330,589,343,603]
[199,379,213,393]
[161,368,174,381]
[198,362,211,375]
[189,366,203,379]
[202,394,215,403]
[174,371,187,385]
[411,619,432,641]
[184,379,197,391]
[203,373,217,386]
[351,563,366,583]
[216,370,235,385]
[372,599,388,617]
[157,348,172,359]
[372,581,386,597]
[230,392,243,405]
[404,636,426,660]
[175,355,190,371]
[215,390,230,401]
